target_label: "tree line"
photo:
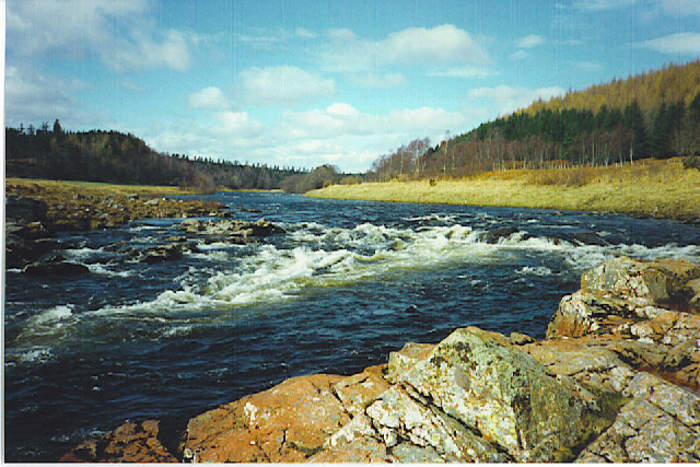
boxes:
[5,122,306,192]
[367,61,699,181]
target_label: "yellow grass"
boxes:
[308,159,700,222]
[5,178,194,196]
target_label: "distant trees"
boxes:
[367,137,431,181]
[280,164,340,193]
[5,123,304,191]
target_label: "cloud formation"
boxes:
[573,0,637,11]
[516,34,545,48]
[188,87,229,110]
[319,24,491,74]
[237,66,337,105]
[640,32,700,54]
[7,0,194,72]
[468,85,566,114]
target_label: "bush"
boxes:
[683,155,700,170]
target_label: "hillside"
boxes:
[369,61,700,182]
[5,124,303,191]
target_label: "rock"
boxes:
[397,327,599,462]
[59,419,177,463]
[6,195,47,222]
[386,342,435,383]
[331,364,390,417]
[580,256,700,305]
[482,226,519,244]
[23,260,89,276]
[575,397,700,463]
[509,331,536,345]
[183,373,350,462]
[136,244,185,264]
[365,385,509,462]
[5,221,58,268]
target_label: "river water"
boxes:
[4,191,700,461]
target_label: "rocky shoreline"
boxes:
[59,256,700,463]
[5,181,234,269]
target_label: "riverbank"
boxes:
[60,256,700,462]
[5,178,230,268]
[307,158,700,223]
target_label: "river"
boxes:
[4,191,700,461]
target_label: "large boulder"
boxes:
[396,327,600,462]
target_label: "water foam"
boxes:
[87,221,700,315]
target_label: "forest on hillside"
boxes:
[369,61,700,182]
[5,122,304,191]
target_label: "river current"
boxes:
[4,192,700,461]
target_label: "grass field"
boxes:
[5,178,194,196]
[307,158,700,223]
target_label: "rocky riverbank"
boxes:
[60,256,700,463]
[5,180,231,268]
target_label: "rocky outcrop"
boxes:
[61,256,700,463]
[177,218,285,244]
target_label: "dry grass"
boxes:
[5,178,193,196]
[307,158,700,222]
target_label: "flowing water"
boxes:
[4,192,700,461]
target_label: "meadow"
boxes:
[308,158,700,223]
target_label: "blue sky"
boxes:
[5,0,700,172]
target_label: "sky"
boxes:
[5,0,700,172]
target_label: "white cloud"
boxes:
[295,27,316,38]
[509,50,530,61]
[320,24,491,73]
[110,29,192,72]
[428,66,499,79]
[662,0,700,15]
[639,32,700,54]
[188,87,229,110]
[4,65,108,128]
[516,34,545,48]
[573,0,638,11]
[468,85,566,114]
[348,72,407,88]
[237,66,336,105]
[7,0,196,72]
[575,60,603,71]
[215,111,265,136]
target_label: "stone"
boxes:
[23,260,89,276]
[580,256,700,305]
[386,342,435,382]
[575,398,700,463]
[482,226,519,244]
[331,364,390,417]
[6,195,47,222]
[309,414,390,463]
[365,385,508,462]
[183,373,349,462]
[59,419,177,463]
[398,327,598,462]
[509,331,536,345]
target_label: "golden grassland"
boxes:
[5,177,194,196]
[307,158,700,223]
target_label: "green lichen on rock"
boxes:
[398,326,602,462]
